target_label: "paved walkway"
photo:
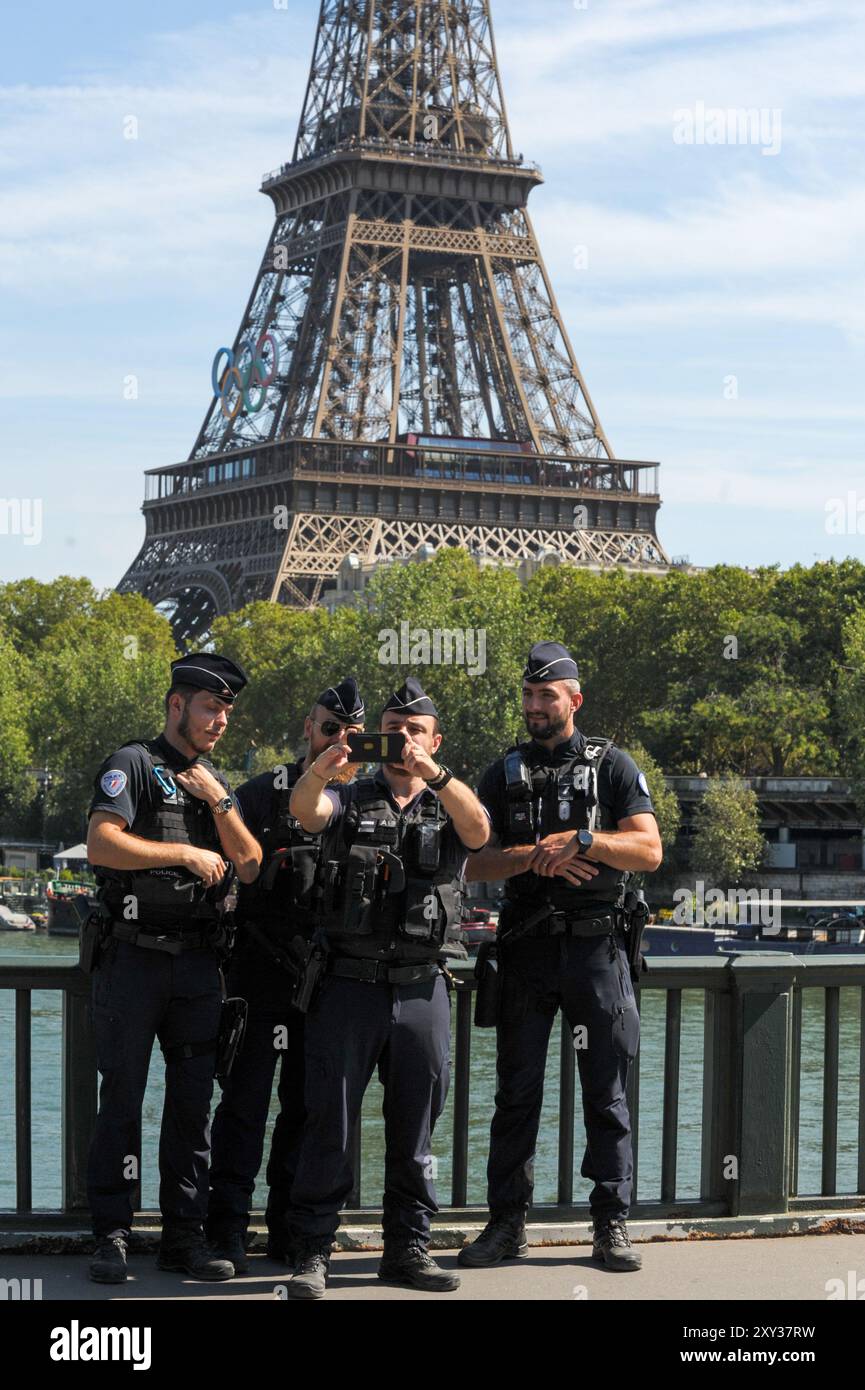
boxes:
[5,1235,863,1301]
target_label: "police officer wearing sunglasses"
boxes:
[207,679,365,1271]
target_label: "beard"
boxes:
[178,705,215,756]
[525,711,568,741]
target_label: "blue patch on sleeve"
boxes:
[100,769,128,798]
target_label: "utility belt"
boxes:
[328,956,442,987]
[475,903,622,1029]
[108,921,218,956]
[505,909,618,940]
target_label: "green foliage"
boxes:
[690,778,765,888]
[837,607,865,816]
[25,591,178,840]
[0,559,862,848]
[0,624,33,830]
[627,740,680,858]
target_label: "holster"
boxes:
[215,996,248,1082]
[208,913,237,967]
[77,902,110,975]
[291,937,328,1014]
[473,939,501,1028]
[621,888,650,984]
[75,895,109,973]
[473,901,563,1026]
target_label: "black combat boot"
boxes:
[457,1210,528,1268]
[156,1226,235,1281]
[89,1234,129,1284]
[208,1229,249,1275]
[378,1242,460,1292]
[592,1216,642,1271]
[283,1241,332,1300]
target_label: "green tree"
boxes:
[837,606,865,816]
[29,594,177,841]
[0,577,104,658]
[690,778,765,889]
[627,740,680,862]
[359,549,533,778]
[210,601,367,771]
[0,625,34,833]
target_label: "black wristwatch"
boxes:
[211,795,235,816]
[427,765,454,793]
[577,829,594,852]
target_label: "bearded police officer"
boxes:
[460,643,662,1273]
[283,678,489,1299]
[85,654,262,1284]
[206,679,365,1273]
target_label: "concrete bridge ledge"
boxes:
[2,1209,863,1255]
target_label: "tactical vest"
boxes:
[235,768,322,954]
[96,741,229,927]
[501,737,628,913]
[317,777,463,962]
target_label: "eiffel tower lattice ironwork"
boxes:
[119,0,668,643]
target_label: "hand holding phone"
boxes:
[346,732,407,763]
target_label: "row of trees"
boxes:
[2,555,864,854]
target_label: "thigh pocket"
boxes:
[92,1003,125,1071]
[612,1000,640,1061]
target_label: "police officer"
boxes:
[459,642,662,1273]
[206,679,365,1273]
[85,654,262,1284]
[283,678,490,1299]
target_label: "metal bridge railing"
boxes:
[2,955,863,1226]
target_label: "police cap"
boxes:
[169,653,248,703]
[522,641,579,684]
[316,677,365,723]
[382,676,439,721]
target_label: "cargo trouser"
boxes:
[87,937,223,1240]
[486,930,640,1218]
[287,971,451,1247]
[207,948,305,1248]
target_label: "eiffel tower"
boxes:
[119,0,668,644]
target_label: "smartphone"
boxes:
[346,732,407,763]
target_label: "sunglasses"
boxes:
[312,719,363,737]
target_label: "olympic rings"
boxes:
[211,332,279,420]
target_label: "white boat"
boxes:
[0,902,36,931]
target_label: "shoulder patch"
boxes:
[100,769,128,798]
[638,771,650,796]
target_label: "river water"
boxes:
[0,933,861,1212]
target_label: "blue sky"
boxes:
[1,0,863,588]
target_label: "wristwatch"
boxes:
[577,829,594,853]
[211,795,235,816]
[426,765,454,793]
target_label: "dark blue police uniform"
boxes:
[478,727,654,1220]
[86,733,233,1240]
[207,762,308,1253]
[287,771,467,1252]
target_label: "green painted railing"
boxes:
[2,955,863,1226]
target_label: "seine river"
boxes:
[0,933,861,1212]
